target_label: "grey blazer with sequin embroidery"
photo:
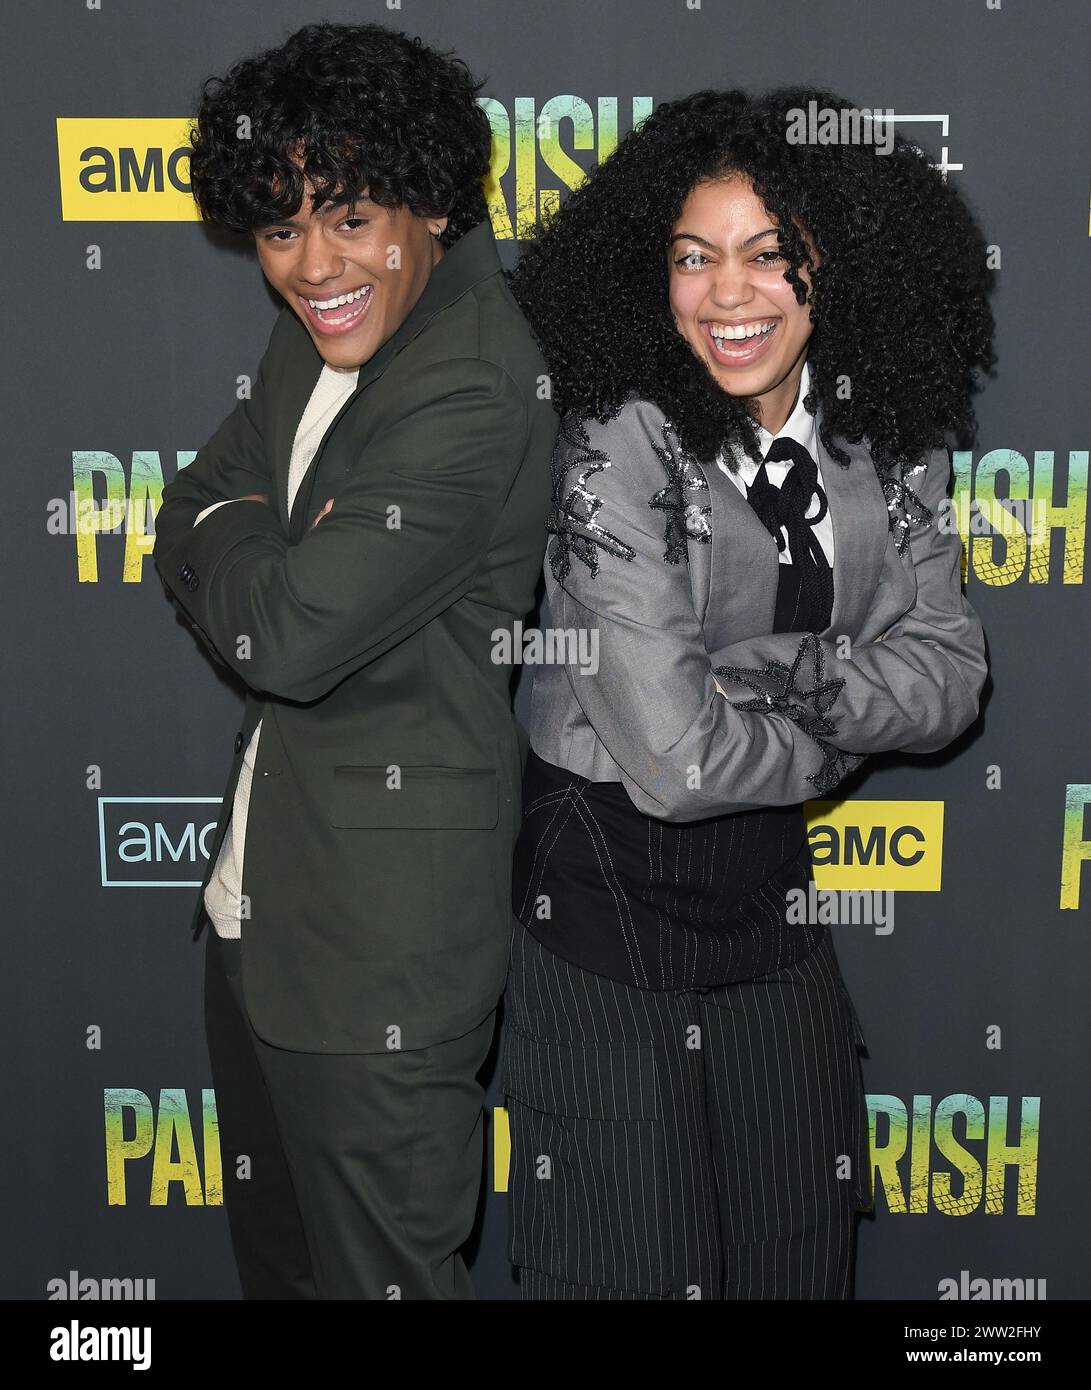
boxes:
[526,395,987,819]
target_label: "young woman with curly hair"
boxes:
[152,22,557,1299]
[501,87,993,1300]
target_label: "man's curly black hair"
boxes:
[187,21,492,248]
[508,87,996,477]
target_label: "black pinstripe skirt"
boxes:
[501,915,872,1300]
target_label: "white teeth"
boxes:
[308,285,371,311]
[710,320,776,342]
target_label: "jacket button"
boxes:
[234,732,244,754]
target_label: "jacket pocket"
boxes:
[329,765,499,829]
[502,1022,675,1295]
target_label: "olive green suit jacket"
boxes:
[153,220,557,1052]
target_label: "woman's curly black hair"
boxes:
[508,86,996,476]
[187,21,492,248]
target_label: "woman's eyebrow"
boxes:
[668,227,781,251]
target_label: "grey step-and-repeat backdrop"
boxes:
[4,0,1088,1301]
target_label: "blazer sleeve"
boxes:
[710,444,987,756]
[543,409,867,822]
[153,357,528,704]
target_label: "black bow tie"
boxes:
[744,436,833,625]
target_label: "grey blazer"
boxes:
[527,396,987,821]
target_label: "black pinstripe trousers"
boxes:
[502,915,872,1299]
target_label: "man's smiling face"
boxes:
[254,171,448,370]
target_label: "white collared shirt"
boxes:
[714,361,835,566]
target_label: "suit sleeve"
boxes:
[710,445,987,755]
[543,411,867,822]
[153,357,528,704]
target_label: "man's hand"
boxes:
[236,493,271,505]
[311,498,334,529]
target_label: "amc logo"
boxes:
[805,800,944,890]
[56,119,197,221]
[98,796,221,887]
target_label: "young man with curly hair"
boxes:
[152,23,556,1299]
[502,87,993,1299]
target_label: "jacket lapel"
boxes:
[269,220,504,543]
[702,449,780,641]
[269,338,324,535]
[814,428,890,640]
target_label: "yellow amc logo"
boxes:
[805,799,944,891]
[56,119,199,220]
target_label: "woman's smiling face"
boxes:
[668,174,820,434]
